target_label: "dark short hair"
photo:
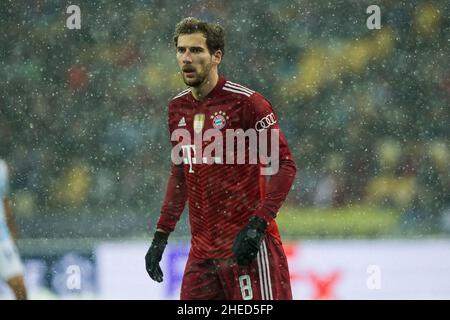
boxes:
[173,17,225,55]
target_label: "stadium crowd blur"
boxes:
[0,0,449,238]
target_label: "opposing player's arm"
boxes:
[246,93,297,223]
[1,161,18,242]
[4,197,17,242]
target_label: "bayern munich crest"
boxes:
[211,111,229,129]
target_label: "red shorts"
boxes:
[180,234,292,300]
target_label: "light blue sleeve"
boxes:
[0,160,9,240]
[0,159,9,198]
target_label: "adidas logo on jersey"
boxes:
[178,117,186,127]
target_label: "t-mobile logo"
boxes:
[171,128,280,175]
[180,145,222,173]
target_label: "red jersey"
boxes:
[157,76,297,259]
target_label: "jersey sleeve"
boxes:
[156,163,187,232]
[156,102,188,232]
[244,94,297,222]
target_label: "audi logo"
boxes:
[255,113,277,132]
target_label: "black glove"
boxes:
[145,230,169,282]
[232,216,268,266]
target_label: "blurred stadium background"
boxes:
[0,0,449,299]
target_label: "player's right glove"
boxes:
[145,230,169,282]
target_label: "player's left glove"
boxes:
[232,216,268,266]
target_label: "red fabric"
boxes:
[180,234,292,300]
[157,76,297,259]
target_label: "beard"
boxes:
[183,76,204,87]
[182,61,212,87]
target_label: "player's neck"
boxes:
[191,72,219,101]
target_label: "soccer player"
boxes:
[145,17,297,300]
[0,159,27,300]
